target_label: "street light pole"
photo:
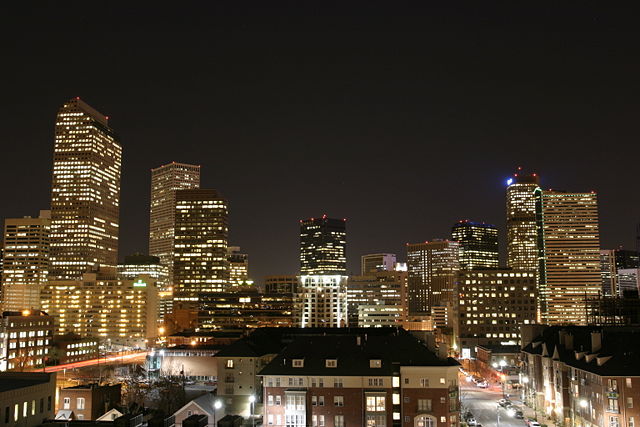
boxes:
[249,394,256,427]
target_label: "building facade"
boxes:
[450,221,498,270]
[1,211,50,311]
[535,190,601,325]
[346,271,407,328]
[227,246,250,286]
[41,273,159,348]
[361,254,397,275]
[406,241,460,316]
[295,275,348,328]
[300,216,346,275]
[0,372,56,426]
[506,172,540,272]
[173,189,229,303]
[58,384,121,420]
[455,269,536,355]
[149,162,201,286]
[118,254,170,321]
[0,310,54,371]
[260,330,460,427]
[49,98,122,280]
[265,275,299,294]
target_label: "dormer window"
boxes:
[326,359,338,368]
[370,359,382,368]
[293,359,304,368]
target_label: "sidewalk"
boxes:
[518,400,558,427]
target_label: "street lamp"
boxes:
[249,394,256,427]
[213,400,222,426]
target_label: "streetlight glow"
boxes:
[579,399,588,408]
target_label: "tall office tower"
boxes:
[360,253,397,275]
[406,240,460,316]
[118,254,170,320]
[536,190,601,325]
[600,249,618,296]
[49,98,122,280]
[451,220,498,269]
[295,275,348,327]
[227,246,250,286]
[173,189,229,302]
[346,270,407,327]
[1,211,51,311]
[506,172,540,271]
[149,162,201,285]
[299,215,346,275]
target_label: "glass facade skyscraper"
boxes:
[451,220,498,269]
[506,172,540,272]
[299,216,346,275]
[49,98,122,279]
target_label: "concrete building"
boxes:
[227,247,250,286]
[173,189,229,303]
[50,335,99,365]
[521,325,640,427]
[1,210,50,311]
[264,275,299,294]
[451,221,498,270]
[41,273,159,348]
[149,162,201,287]
[506,171,540,272]
[535,189,601,325]
[455,269,537,357]
[361,253,397,275]
[0,310,54,371]
[346,270,407,327]
[118,254,170,321]
[58,384,121,420]
[0,372,56,426]
[406,240,460,316]
[49,98,121,280]
[295,275,348,328]
[259,329,461,427]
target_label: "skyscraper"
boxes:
[149,162,201,285]
[49,98,122,279]
[451,220,498,269]
[227,246,250,286]
[506,171,540,271]
[299,215,346,275]
[1,210,50,311]
[296,215,347,327]
[173,189,229,302]
[360,253,397,275]
[536,189,601,325]
[406,240,460,316]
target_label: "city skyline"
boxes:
[2,4,640,282]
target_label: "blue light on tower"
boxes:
[506,178,513,186]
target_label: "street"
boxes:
[461,383,528,427]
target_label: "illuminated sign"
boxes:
[133,279,147,287]
[507,178,513,186]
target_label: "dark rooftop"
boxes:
[0,372,53,392]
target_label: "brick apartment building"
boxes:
[58,384,121,420]
[522,325,640,427]
[259,330,460,427]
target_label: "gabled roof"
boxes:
[174,392,218,417]
[97,408,124,421]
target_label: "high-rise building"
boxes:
[600,249,618,297]
[346,270,407,327]
[406,240,460,316]
[506,172,540,271]
[49,98,122,280]
[149,162,200,285]
[456,269,537,355]
[41,273,159,348]
[360,253,397,275]
[1,211,50,311]
[264,275,299,294]
[295,275,348,328]
[536,189,601,325]
[173,189,228,302]
[118,254,170,321]
[227,246,250,286]
[299,215,346,275]
[451,220,498,269]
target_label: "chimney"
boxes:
[356,336,361,346]
[591,331,602,353]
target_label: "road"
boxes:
[461,383,528,427]
[42,351,147,372]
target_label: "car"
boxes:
[514,410,524,419]
[466,419,477,426]
[463,412,474,421]
[498,398,511,407]
[477,381,489,388]
[526,420,541,427]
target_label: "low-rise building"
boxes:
[57,384,122,421]
[259,329,460,427]
[0,310,54,371]
[50,334,99,365]
[174,392,223,427]
[522,325,640,427]
[0,372,56,426]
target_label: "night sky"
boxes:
[2,3,639,281]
